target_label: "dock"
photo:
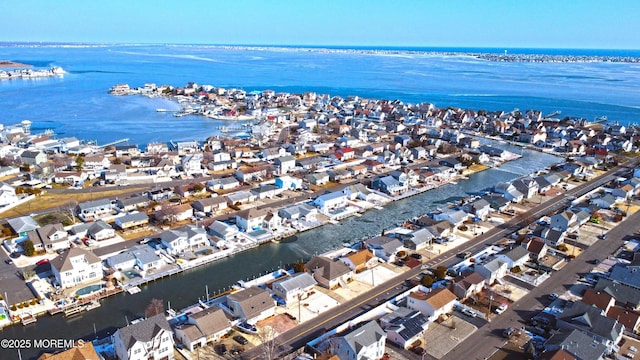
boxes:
[64,306,85,317]
[126,286,141,294]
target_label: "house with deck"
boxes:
[271,272,318,304]
[173,308,230,352]
[113,313,175,360]
[225,286,276,323]
[50,248,102,288]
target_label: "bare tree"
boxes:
[145,298,164,318]
[256,325,279,360]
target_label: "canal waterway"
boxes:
[1,144,559,360]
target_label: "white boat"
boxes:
[235,322,258,334]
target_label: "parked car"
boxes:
[410,253,422,260]
[548,293,559,300]
[215,344,227,356]
[36,259,50,266]
[494,303,508,314]
[4,259,13,265]
[461,308,476,317]
[598,233,607,240]
[233,335,248,345]
[410,346,425,355]
[457,252,472,259]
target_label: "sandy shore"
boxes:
[0,60,31,69]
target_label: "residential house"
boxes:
[608,260,640,290]
[146,187,174,201]
[50,248,102,288]
[206,177,239,191]
[590,193,617,209]
[154,203,193,223]
[250,184,283,200]
[582,289,616,314]
[271,272,318,304]
[175,182,206,198]
[6,215,38,237]
[235,165,270,182]
[275,175,303,190]
[103,164,128,183]
[496,246,530,270]
[107,245,162,273]
[113,313,174,360]
[305,256,354,289]
[235,207,269,231]
[278,203,318,223]
[407,287,458,321]
[521,237,549,262]
[606,306,640,334]
[333,321,386,360]
[532,225,566,248]
[225,286,276,323]
[556,300,624,350]
[20,150,47,165]
[475,256,509,285]
[76,198,116,222]
[53,171,87,185]
[207,221,239,242]
[86,220,115,241]
[380,308,429,350]
[339,249,377,273]
[115,194,149,212]
[173,308,230,352]
[543,328,607,360]
[192,196,228,214]
[467,198,491,221]
[400,228,434,251]
[432,208,468,227]
[494,182,524,203]
[225,190,257,206]
[371,175,407,196]
[274,155,296,174]
[452,271,486,300]
[114,212,149,231]
[313,191,348,214]
[36,342,100,360]
[593,277,640,309]
[512,177,539,199]
[306,172,330,186]
[365,236,404,263]
[550,210,580,233]
[27,223,70,253]
[160,225,209,255]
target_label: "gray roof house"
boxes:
[271,272,317,304]
[401,228,434,251]
[113,313,174,360]
[76,198,116,222]
[27,223,69,253]
[225,286,276,323]
[107,245,162,273]
[207,221,239,242]
[475,256,509,285]
[496,246,530,269]
[593,277,640,309]
[608,263,640,290]
[7,215,38,237]
[543,328,608,360]
[87,220,115,241]
[114,212,149,230]
[334,321,386,360]
[557,300,624,351]
[365,236,404,262]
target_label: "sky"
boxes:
[2,0,639,49]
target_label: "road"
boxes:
[244,159,640,359]
[442,205,640,360]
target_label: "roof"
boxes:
[500,246,530,262]
[345,249,375,267]
[37,342,100,360]
[115,313,172,349]
[421,288,457,309]
[582,289,614,312]
[385,310,428,341]
[544,328,606,360]
[7,216,38,233]
[273,272,317,292]
[226,286,275,320]
[558,301,624,342]
[87,220,113,235]
[339,321,386,354]
[50,247,101,273]
[594,277,640,307]
[187,307,229,338]
[306,256,352,281]
[608,263,640,289]
[606,306,640,332]
[236,207,269,220]
[456,271,486,290]
[117,212,149,224]
[77,198,112,211]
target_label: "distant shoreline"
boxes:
[0,60,31,69]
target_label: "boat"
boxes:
[85,300,101,310]
[156,108,168,112]
[235,321,258,334]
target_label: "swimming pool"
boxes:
[123,270,140,279]
[75,284,102,297]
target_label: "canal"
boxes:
[1,144,560,360]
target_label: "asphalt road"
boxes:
[442,205,640,360]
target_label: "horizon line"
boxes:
[1,41,639,52]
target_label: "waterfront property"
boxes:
[50,248,102,289]
[173,307,230,352]
[113,313,175,360]
[225,286,276,324]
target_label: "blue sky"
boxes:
[3,0,638,49]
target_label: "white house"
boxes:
[235,207,269,231]
[271,272,318,304]
[313,191,348,214]
[333,321,386,360]
[113,313,174,360]
[50,248,102,288]
[225,286,276,323]
[381,308,429,349]
[0,182,19,207]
